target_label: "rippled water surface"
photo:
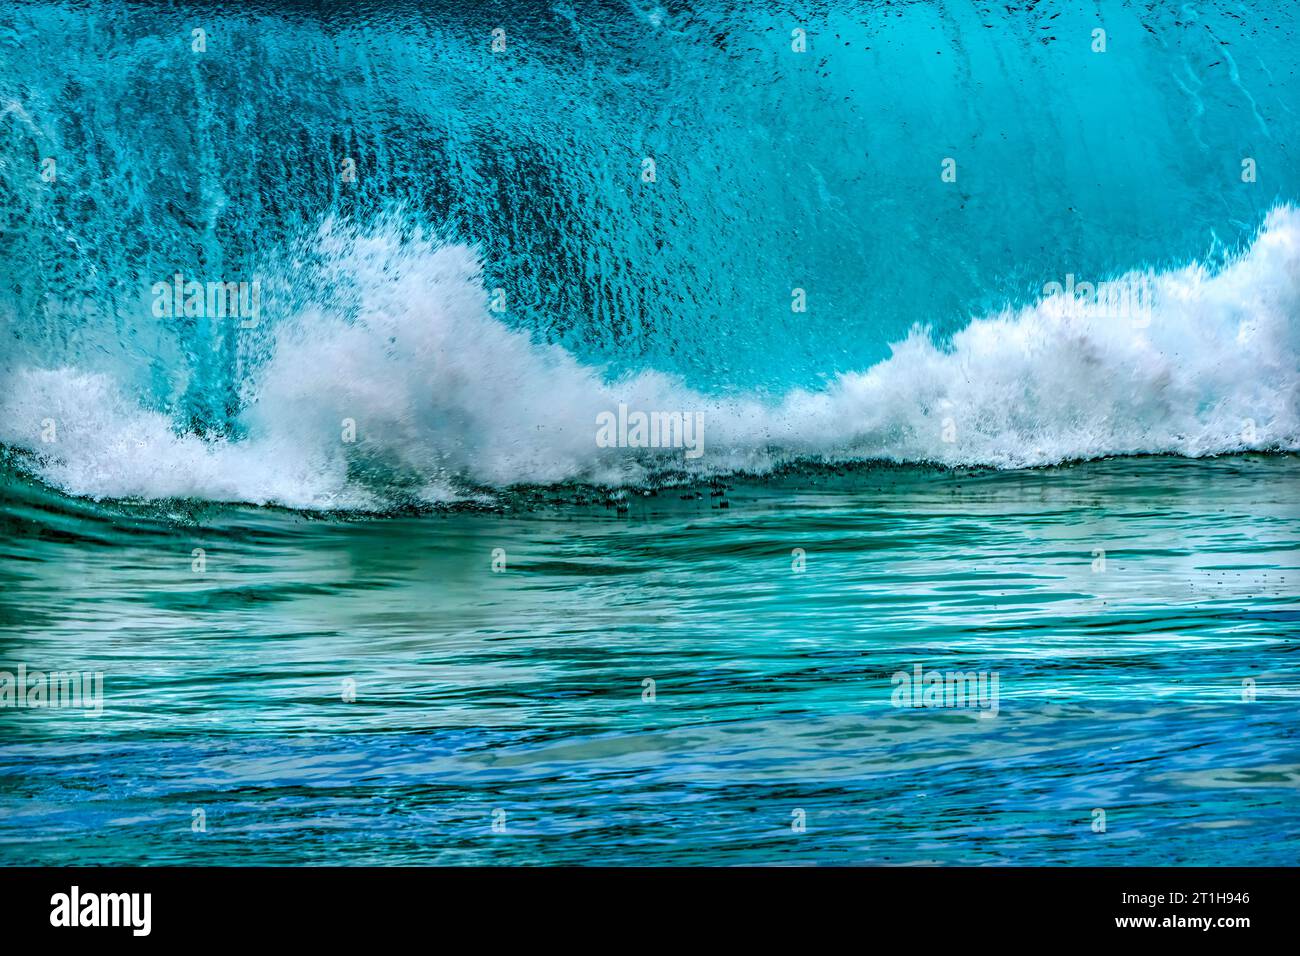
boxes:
[2,456,1297,865]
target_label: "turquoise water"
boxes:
[2,456,1298,864]
[1,0,1299,864]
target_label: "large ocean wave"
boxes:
[1,0,1297,508]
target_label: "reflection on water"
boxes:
[0,455,1297,864]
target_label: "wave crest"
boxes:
[2,207,1297,509]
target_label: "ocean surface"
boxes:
[1,456,1298,865]
[1,0,1298,865]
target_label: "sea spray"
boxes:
[1,206,1296,508]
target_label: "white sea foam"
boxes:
[2,207,1297,509]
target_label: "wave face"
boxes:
[1,0,1298,507]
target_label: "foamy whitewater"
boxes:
[2,207,1297,509]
